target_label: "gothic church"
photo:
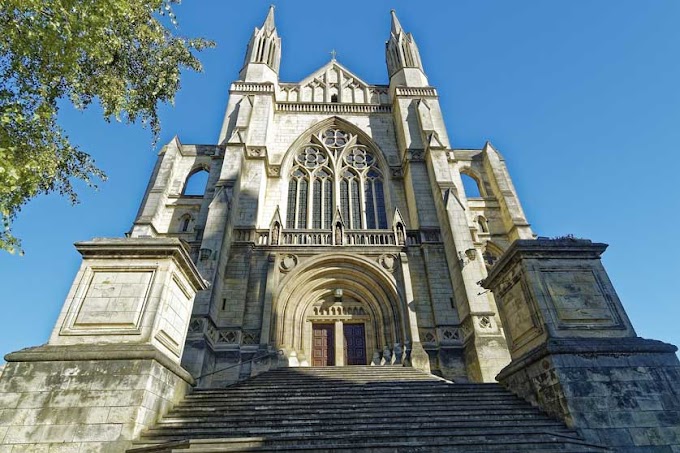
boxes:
[1,7,679,452]
[134,6,529,385]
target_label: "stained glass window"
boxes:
[286,127,389,232]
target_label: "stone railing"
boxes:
[276,102,391,114]
[281,230,333,246]
[232,228,436,247]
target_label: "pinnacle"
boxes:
[390,9,404,35]
[262,4,276,32]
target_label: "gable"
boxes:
[279,60,389,105]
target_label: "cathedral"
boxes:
[1,7,679,452]
[130,6,530,386]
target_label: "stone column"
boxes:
[0,238,208,452]
[482,238,680,451]
[334,321,345,367]
[399,252,431,373]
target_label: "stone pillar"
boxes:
[482,238,680,451]
[334,321,345,367]
[399,252,431,373]
[0,238,208,452]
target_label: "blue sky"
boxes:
[1,0,679,360]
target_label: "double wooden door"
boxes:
[312,323,367,366]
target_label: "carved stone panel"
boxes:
[540,269,623,330]
[64,269,155,335]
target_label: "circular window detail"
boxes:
[323,129,348,149]
[345,147,374,169]
[296,147,327,169]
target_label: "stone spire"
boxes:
[386,10,428,86]
[239,5,281,82]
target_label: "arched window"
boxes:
[286,127,388,230]
[179,214,193,233]
[477,216,489,233]
[460,173,483,198]
[183,169,209,196]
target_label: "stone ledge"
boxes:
[4,344,195,385]
[74,237,209,292]
[483,238,608,288]
[497,337,678,381]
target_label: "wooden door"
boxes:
[312,324,334,366]
[344,324,366,365]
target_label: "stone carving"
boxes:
[218,330,239,344]
[271,223,280,245]
[439,327,462,344]
[420,329,437,344]
[267,165,281,177]
[378,253,396,272]
[479,316,493,330]
[279,254,298,272]
[242,331,259,345]
[334,223,343,245]
[246,147,266,159]
[390,167,404,178]
[396,223,405,245]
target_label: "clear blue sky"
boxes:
[1,0,679,361]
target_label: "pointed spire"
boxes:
[385,9,426,83]
[262,5,276,33]
[239,5,282,81]
[390,9,403,36]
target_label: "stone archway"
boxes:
[273,253,408,366]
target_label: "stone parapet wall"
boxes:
[498,338,680,451]
[483,238,680,451]
[0,345,193,452]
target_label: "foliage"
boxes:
[0,0,213,253]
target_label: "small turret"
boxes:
[386,10,428,87]
[239,5,281,83]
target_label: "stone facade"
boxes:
[3,7,677,452]
[125,7,531,386]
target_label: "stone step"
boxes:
[147,418,568,435]
[155,412,558,427]
[188,384,507,395]
[167,407,552,421]
[133,429,608,452]
[143,421,573,441]
[185,391,514,401]
[130,367,609,452]
[170,395,535,410]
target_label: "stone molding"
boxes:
[496,336,677,382]
[75,237,209,292]
[5,343,195,385]
[394,86,438,97]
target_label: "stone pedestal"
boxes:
[483,238,680,452]
[0,238,208,452]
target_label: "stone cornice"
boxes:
[5,344,196,385]
[482,238,608,289]
[75,237,209,291]
[496,337,678,382]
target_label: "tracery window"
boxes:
[286,127,388,230]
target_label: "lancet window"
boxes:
[286,127,388,230]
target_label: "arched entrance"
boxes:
[273,253,407,366]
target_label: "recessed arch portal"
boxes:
[273,253,408,366]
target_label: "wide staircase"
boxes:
[128,366,609,452]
